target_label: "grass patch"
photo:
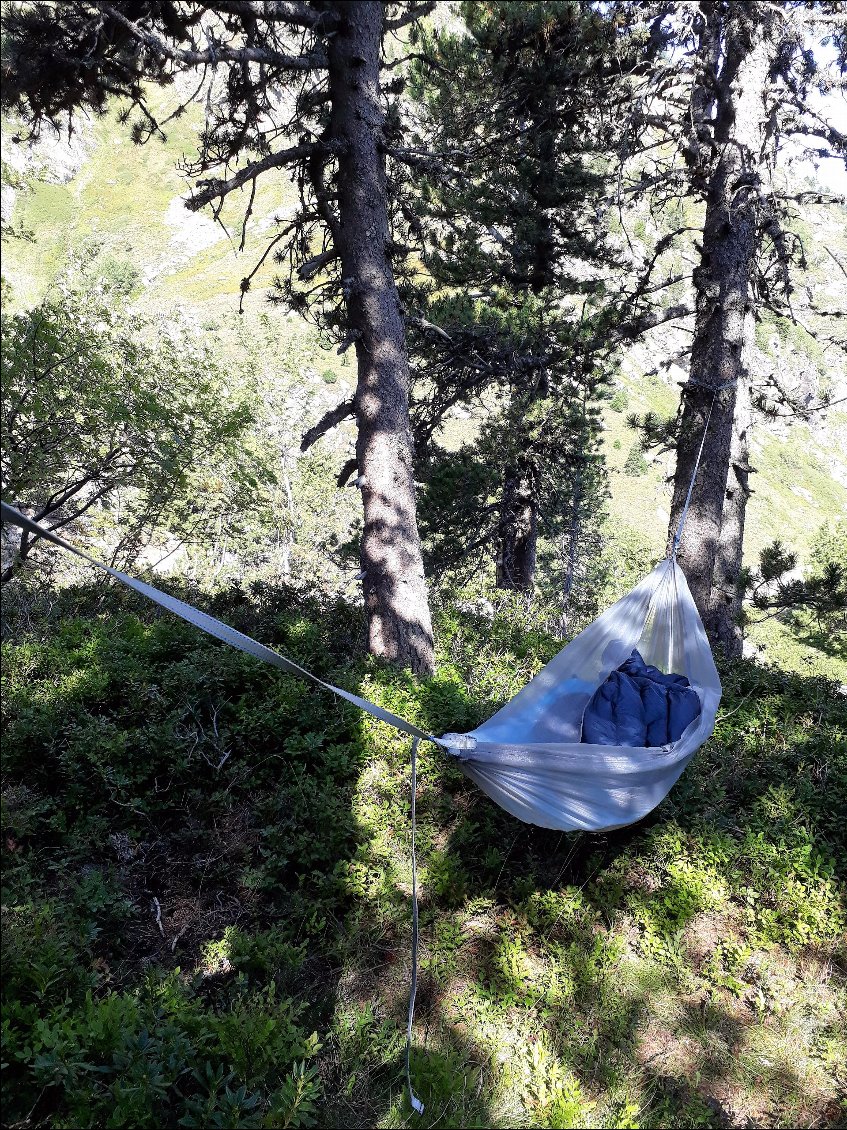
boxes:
[746,426,847,561]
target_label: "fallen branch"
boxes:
[151,896,165,937]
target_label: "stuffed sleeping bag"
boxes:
[581,648,701,748]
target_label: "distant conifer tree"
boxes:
[400,2,672,612]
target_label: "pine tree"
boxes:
[1,0,438,673]
[613,0,847,656]
[401,2,627,601]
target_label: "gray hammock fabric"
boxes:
[440,557,722,832]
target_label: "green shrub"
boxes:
[622,440,648,476]
[1,288,274,578]
[2,967,320,1129]
[609,389,629,412]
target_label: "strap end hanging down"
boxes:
[406,736,425,1116]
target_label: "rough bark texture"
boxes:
[562,468,583,603]
[0,528,31,585]
[325,1,434,674]
[497,461,538,591]
[667,4,776,653]
[710,313,755,656]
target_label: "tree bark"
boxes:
[0,527,30,585]
[325,1,434,674]
[667,4,777,651]
[496,460,538,591]
[710,313,755,656]
[562,464,584,603]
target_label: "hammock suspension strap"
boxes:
[0,502,441,746]
[406,736,425,1115]
[671,380,737,559]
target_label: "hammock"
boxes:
[440,556,721,831]
[438,380,727,831]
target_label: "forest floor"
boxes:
[2,580,845,1129]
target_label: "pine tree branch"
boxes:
[775,190,847,206]
[825,246,847,281]
[385,145,468,179]
[220,2,342,29]
[759,303,847,350]
[384,3,437,32]
[605,302,694,347]
[782,121,847,152]
[300,399,356,452]
[306,135,342,248]
[238,221,298,311]
[97,2,327,69]
[297,248,339,281]
[336,458,359,487]
[407,315,453,341]
[187,142,341,209]
[385,52,451,73]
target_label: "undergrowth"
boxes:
[1,581,845,1128]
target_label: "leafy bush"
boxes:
[810,518,847,576]
[1,286,273,579]
[609,389,629,412]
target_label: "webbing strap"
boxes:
[671,381,735,558]
[0,501,442,747]
[406,736,425,1115]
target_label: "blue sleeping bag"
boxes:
[581,649,701,748]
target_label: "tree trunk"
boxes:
[710,314,755,656]
[493,95,555,593]
[496,460,538,591]
[562,464,583,603]
[1,526,31,585]
[325,1,434,674]
[667,5,776,651]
